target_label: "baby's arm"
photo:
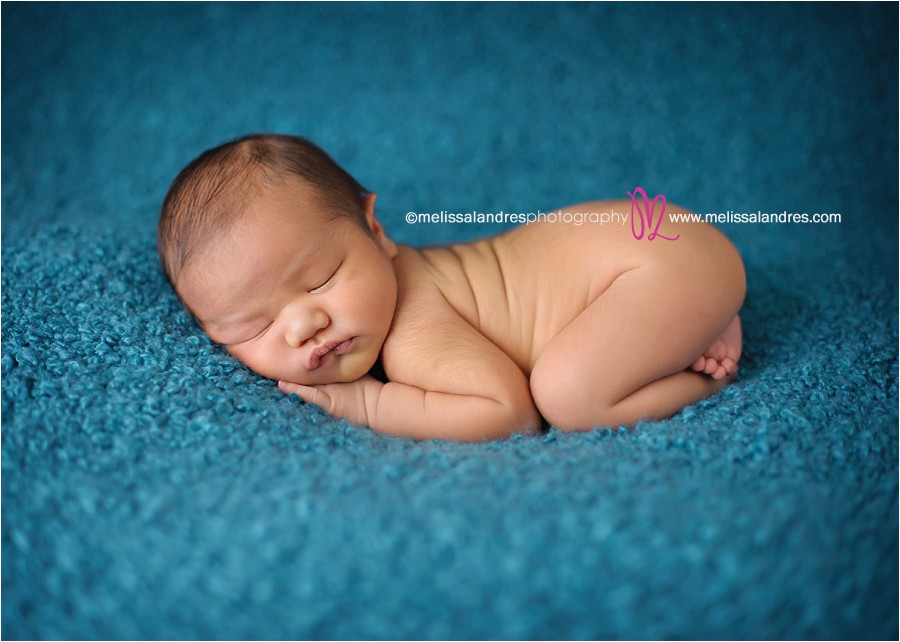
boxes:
[279,286,542,442]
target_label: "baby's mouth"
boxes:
[307,337,355,370]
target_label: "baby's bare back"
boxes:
[406,199,738,375]
[285,199,744,439]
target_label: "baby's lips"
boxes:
[307,337,355,370]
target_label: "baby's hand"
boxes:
[278,375,384,427]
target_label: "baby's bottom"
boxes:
[529,257,745,431]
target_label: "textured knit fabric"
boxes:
[2,3,897,639]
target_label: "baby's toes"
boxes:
[691,356,707,372]
[703,357,719,375]
[721,357,736,374]
[712,365,728,380]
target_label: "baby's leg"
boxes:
[530,260,744,431]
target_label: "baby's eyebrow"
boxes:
[204,229,337,333]
[281,227,339,282]
[195,269,275,337]
[203,317,262,345]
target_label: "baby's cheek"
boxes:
[227,345,282,382]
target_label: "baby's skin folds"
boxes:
[176,179,745,442]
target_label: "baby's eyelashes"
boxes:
[250,321,274,341]
[227,321,272,346]
[307,262,342,294]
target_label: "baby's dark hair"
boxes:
[158,133,369,284]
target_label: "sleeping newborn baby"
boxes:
[159,134,745,441]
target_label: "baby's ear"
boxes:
[363,193,398,258]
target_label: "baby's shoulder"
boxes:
[385,246,437,313]
[381,246,470,379]
[388,247,452,329]
[391,244,477,310]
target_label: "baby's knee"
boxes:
[530,360,614,431]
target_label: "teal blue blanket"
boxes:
[2,3,897,639]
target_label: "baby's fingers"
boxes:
[278,380,332,411]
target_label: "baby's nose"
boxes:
[284,309,330,348]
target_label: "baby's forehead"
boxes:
[223,190,353,254]
[196,173,360,259]
[247,174,332,219]
[234,192,337,239]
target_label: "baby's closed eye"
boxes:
[223,320,273,346]
[307,262,342,294]
[247,321,274,342]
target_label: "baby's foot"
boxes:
[690,315,742,380]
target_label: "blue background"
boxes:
[3,3,897,639]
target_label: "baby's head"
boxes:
[159,134,398,385]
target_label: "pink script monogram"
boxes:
[628,187,680,241]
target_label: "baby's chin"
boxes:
[281,353,377,386]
